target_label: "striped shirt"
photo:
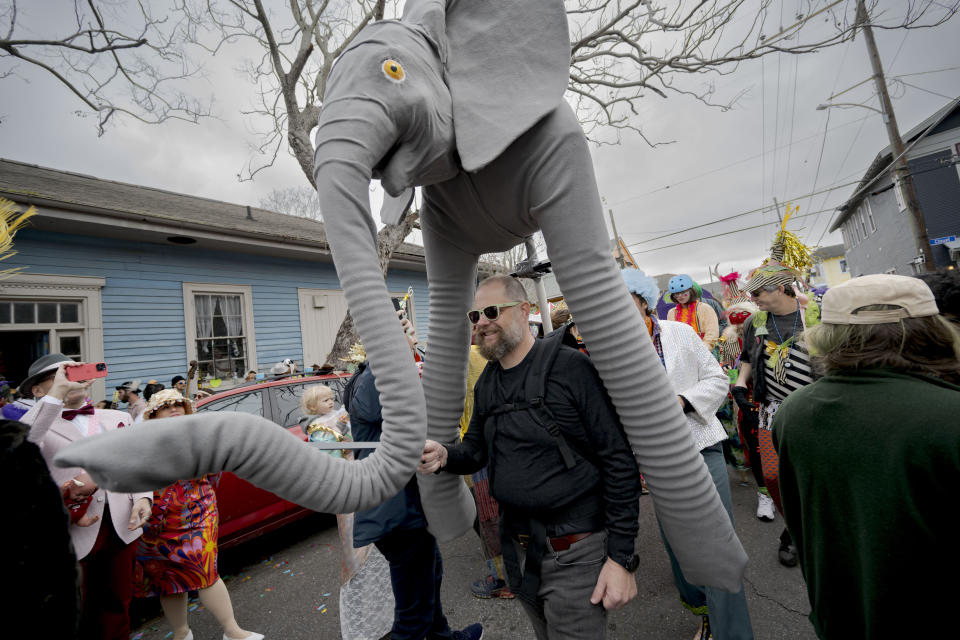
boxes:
[763,344,814,402]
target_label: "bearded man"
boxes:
[420,275,642,640]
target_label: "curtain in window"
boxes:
[222,295,244,359]
[195,295,214,356]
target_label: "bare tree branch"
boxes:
[567,0,958,144]
[0,0,210,135]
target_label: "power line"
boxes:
[635,207,834,255]
[626,179,859,248]
[635,160,957,256]
[607,114,873,207]
[898,80,955,100]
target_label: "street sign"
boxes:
[929,235,956,246]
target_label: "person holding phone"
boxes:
[18,353,153,640]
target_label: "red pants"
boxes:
[78,505,137,640]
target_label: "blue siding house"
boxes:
[0,158,432,404]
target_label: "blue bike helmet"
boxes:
[668,274,695,295]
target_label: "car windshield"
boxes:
[273,380,347,428]
[198,391,264,416]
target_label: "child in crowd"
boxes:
[299,384,351,458]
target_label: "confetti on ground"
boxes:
[283,569,291,574]
[131,633,143,640]
[165,633,173,639]
[242,575,252,582]
[323,593,331,597]
[188,603,199,611]
[260,594,265,598]
[265,588,273,592]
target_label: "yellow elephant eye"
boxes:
[382,59,405,82]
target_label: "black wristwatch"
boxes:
[619,553,640,573]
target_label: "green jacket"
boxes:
[773,369,960,639]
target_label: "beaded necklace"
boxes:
[765,300,800,384]
[770,300,800,344]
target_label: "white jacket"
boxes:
[658,320,729,452]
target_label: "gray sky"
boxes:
[3,1,959,284]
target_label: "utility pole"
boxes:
[856,0,935,272]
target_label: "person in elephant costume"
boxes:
[55,0,747,609]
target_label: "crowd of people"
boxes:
[5,248,960,640]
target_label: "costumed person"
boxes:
[53,0,749,606]
[299,382,395,640]
[717,299,772,522]
[731,207,818,567]
[420,275,642,640]
[773,274,960,639]
[133,389,263,640]
[622,268,754,640]
[299,384,351,454]
[19,355,153,640]
[458,331,514,599]
[345,312,482,640]
[667,274,720,349]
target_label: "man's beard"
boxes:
[477,321,525,362]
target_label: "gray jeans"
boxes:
[513,530,608,640]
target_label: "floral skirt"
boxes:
[133,514,219,597]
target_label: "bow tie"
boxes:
[62,404,95,421]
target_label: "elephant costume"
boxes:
[56,0,747,591]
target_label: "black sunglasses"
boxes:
[467,301,522,324]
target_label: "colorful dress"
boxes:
[133,476,218,597]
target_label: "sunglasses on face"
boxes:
[467,301,522,324]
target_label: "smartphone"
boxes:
[65,362,108,381]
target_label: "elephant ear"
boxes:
[445,0,570,172]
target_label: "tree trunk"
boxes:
[323,209,420,369]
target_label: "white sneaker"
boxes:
[756,492,775,522]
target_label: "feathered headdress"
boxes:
[0,197,36,280]
[744,203,815,293]
[718,271,747,305]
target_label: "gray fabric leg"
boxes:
[417,222,480,542]
[530,104,747,592]
[514,533,608,640]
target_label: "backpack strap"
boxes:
[524,329,578,469]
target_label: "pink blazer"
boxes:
[23,400,153,560]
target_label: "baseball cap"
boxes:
[820,274,939,324]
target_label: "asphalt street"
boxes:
[131,468,818,640]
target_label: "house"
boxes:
[829,100,960,275]
[0,158,434,403]
[809,244,850,288]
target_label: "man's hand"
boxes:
[128,497,152,530]
[418,439,448,474]
[61,472,97,502]
[590,558,637,611]
[398,310,419,352]
[48,362,94,401]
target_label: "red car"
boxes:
[194,373,352,548]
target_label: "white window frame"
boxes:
[864,200,876,233]
[182,283,257,388]
[858,207,869,238]
[0,274,106,399]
